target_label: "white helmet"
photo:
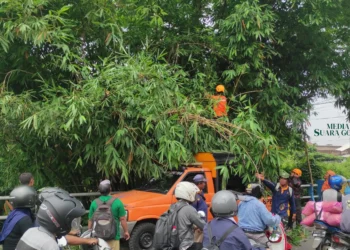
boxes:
[175,181,199,202]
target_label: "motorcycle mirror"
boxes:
[57,236,68,247]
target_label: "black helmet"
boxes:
[10,185,37,208]
[38,187,70,204]
[37,192,86,237]
[246,183,263,199]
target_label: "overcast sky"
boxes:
[306,97,350,146]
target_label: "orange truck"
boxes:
[113,152,272,250]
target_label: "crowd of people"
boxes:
[0,169,346,250]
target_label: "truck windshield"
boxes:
[135,171,183,194]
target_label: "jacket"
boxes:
[203,218,265,250]
[191,191,208,222]
[263,180,296,217]
[0,208,32,243]
[289,177,302,197]
[238,196,281,232]
[177,200,206,250]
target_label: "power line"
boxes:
[312,116,347,120]
[313,101,336,106]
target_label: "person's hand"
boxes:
[195,228,202,233]
[124,232,130,241]
[88,238,98,245]
[255,173,264,180]
[292,214,296,222]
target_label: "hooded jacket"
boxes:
[238,196,281,232]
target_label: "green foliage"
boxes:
[281,147,348,184]
[286,225,309,246]
[0,0,350,190]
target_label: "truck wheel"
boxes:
[129,222,156,250]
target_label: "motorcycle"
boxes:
[312,219,350,250]
[248,221,292,250]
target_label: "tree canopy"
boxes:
[0,0,349,191]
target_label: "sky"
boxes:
[307,97,350,146]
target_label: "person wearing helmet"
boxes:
[238,184,281,248]
[4,173,35,216]
[173,181,206,250]
[203,190,266,250]
[192,174,208,221]
[37,187,98,247]
[207,84,227,117]
[0,186,36,250]
[88,180,129,250]
[288,169,302,228]
[255,171,296,228]
[322,175,343,202]
[191,174,208,243]
[321,170,336,191]
[16,192,86,250]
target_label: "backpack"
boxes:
[152,202,188,250]
[91,197,117,240]
[202,221,237,250]
[275,183,293,198]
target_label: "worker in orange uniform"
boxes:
[210,84,227,117]
[322,170,336,192]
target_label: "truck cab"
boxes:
[113,152,272,250]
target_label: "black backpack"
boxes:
[152,202,188,250]
[91,197,117,240]
[202,221,237,250]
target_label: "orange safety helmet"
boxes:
[327,170,336,176]
[292,168,302,177]
[216,84,225,93]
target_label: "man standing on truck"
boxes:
[255,172,296,228]
[205,85,227,117]
[288,169,302,228]
[88,180,130,250]
[192,174,208,243]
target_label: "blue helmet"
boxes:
[329,175,344,191]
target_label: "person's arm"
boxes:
[65,235,98,246]
[262,179,276,192]
[197,198,208,219]
[5,200,13,212]
[120,216,130,240]
[116,199,130,240]
[258,203,281,227]
[87,201,96,229]
[190,209,206,230]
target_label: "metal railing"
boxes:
[0,191,120,220]
[0,185,320,221]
